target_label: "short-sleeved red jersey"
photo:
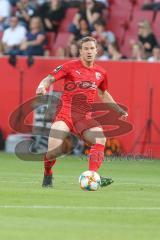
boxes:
[49,60,108,134]
[50,59,108,106]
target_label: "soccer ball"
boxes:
[79,170,101,191]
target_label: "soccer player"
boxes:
[36,36,128,188]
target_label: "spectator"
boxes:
[34,0,46,7]
[66,41,79,58]
[15,0,37,28]
[70,0,102,32]
[96,42,109,60]
[131,42,146,61]
[0,0,11,31]
[55,40,79,58]
[97,0,108,6]
[63,0,82,7]
[142,0,160,10]
[138,20,158,57]
[96,0,109,8]
[38,0,67,32]
[64,0,108,8]
[20,16,46,56]
[1,16,26,55]
[92,19,115,49]
[69,18,91,43]
[108,41,126,60]
[148,46,160,62]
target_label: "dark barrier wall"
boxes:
[0,57,160,158]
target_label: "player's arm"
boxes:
[36,64,67,95]
[98,89,128,118]
[36,74,55,95]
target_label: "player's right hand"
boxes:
[36,86,46,96]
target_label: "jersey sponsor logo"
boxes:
[54,65,63,73]
[79,81,96,89]
[75,70,81,75]
[64,81,97,91]
[95,72,101,80]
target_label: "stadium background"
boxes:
[0,57,160,157]
[0,0,160,158]
[0,1,160,240]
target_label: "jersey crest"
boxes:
[95,72,101,80]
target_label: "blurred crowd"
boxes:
[0,0,160,61]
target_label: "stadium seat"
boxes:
[130,0,140,9]
[52,32,72,56]
[129,0,141,21]
[111,0,131,12]
[129,10,154,34]
[108,0,115,6]
[120,10,154,52]
[107,1,157,56]
[120,32,134,57]
[152,13,160,39]
[137,0,151,8]
[107,10,130,43]
[44,32,56,56]
[59,8,78,32]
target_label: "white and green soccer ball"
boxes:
[79,170,101,191]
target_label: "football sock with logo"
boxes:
[88,144,105,172]
[44,155,56,176]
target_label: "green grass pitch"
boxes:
[0,152,160,240]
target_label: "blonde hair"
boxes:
[79,36,97,49]
[138,20,152,35]
[131,41,145,60]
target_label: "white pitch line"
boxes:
[116,182,160,187]
[0,180,38,184]
[0,206,160,210]
[0,180,160,188]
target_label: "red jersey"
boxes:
[50,60,108,135]
[50,59,108,108]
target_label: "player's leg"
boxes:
[83,127,113,187]
[83,126,106,171]
[42,120,70,187]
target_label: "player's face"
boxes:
[80,41,97,64]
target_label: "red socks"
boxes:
[44,155,56,176]
[88,144,105,172]
[44,144,105,175]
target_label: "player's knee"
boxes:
[46,151,56,160]
[46,143,63,159]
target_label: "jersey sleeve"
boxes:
[50,64,68,81]
[98,72,108,91]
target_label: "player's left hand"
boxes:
[120,111,128,120]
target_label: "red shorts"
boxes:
[53,106,100,138]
